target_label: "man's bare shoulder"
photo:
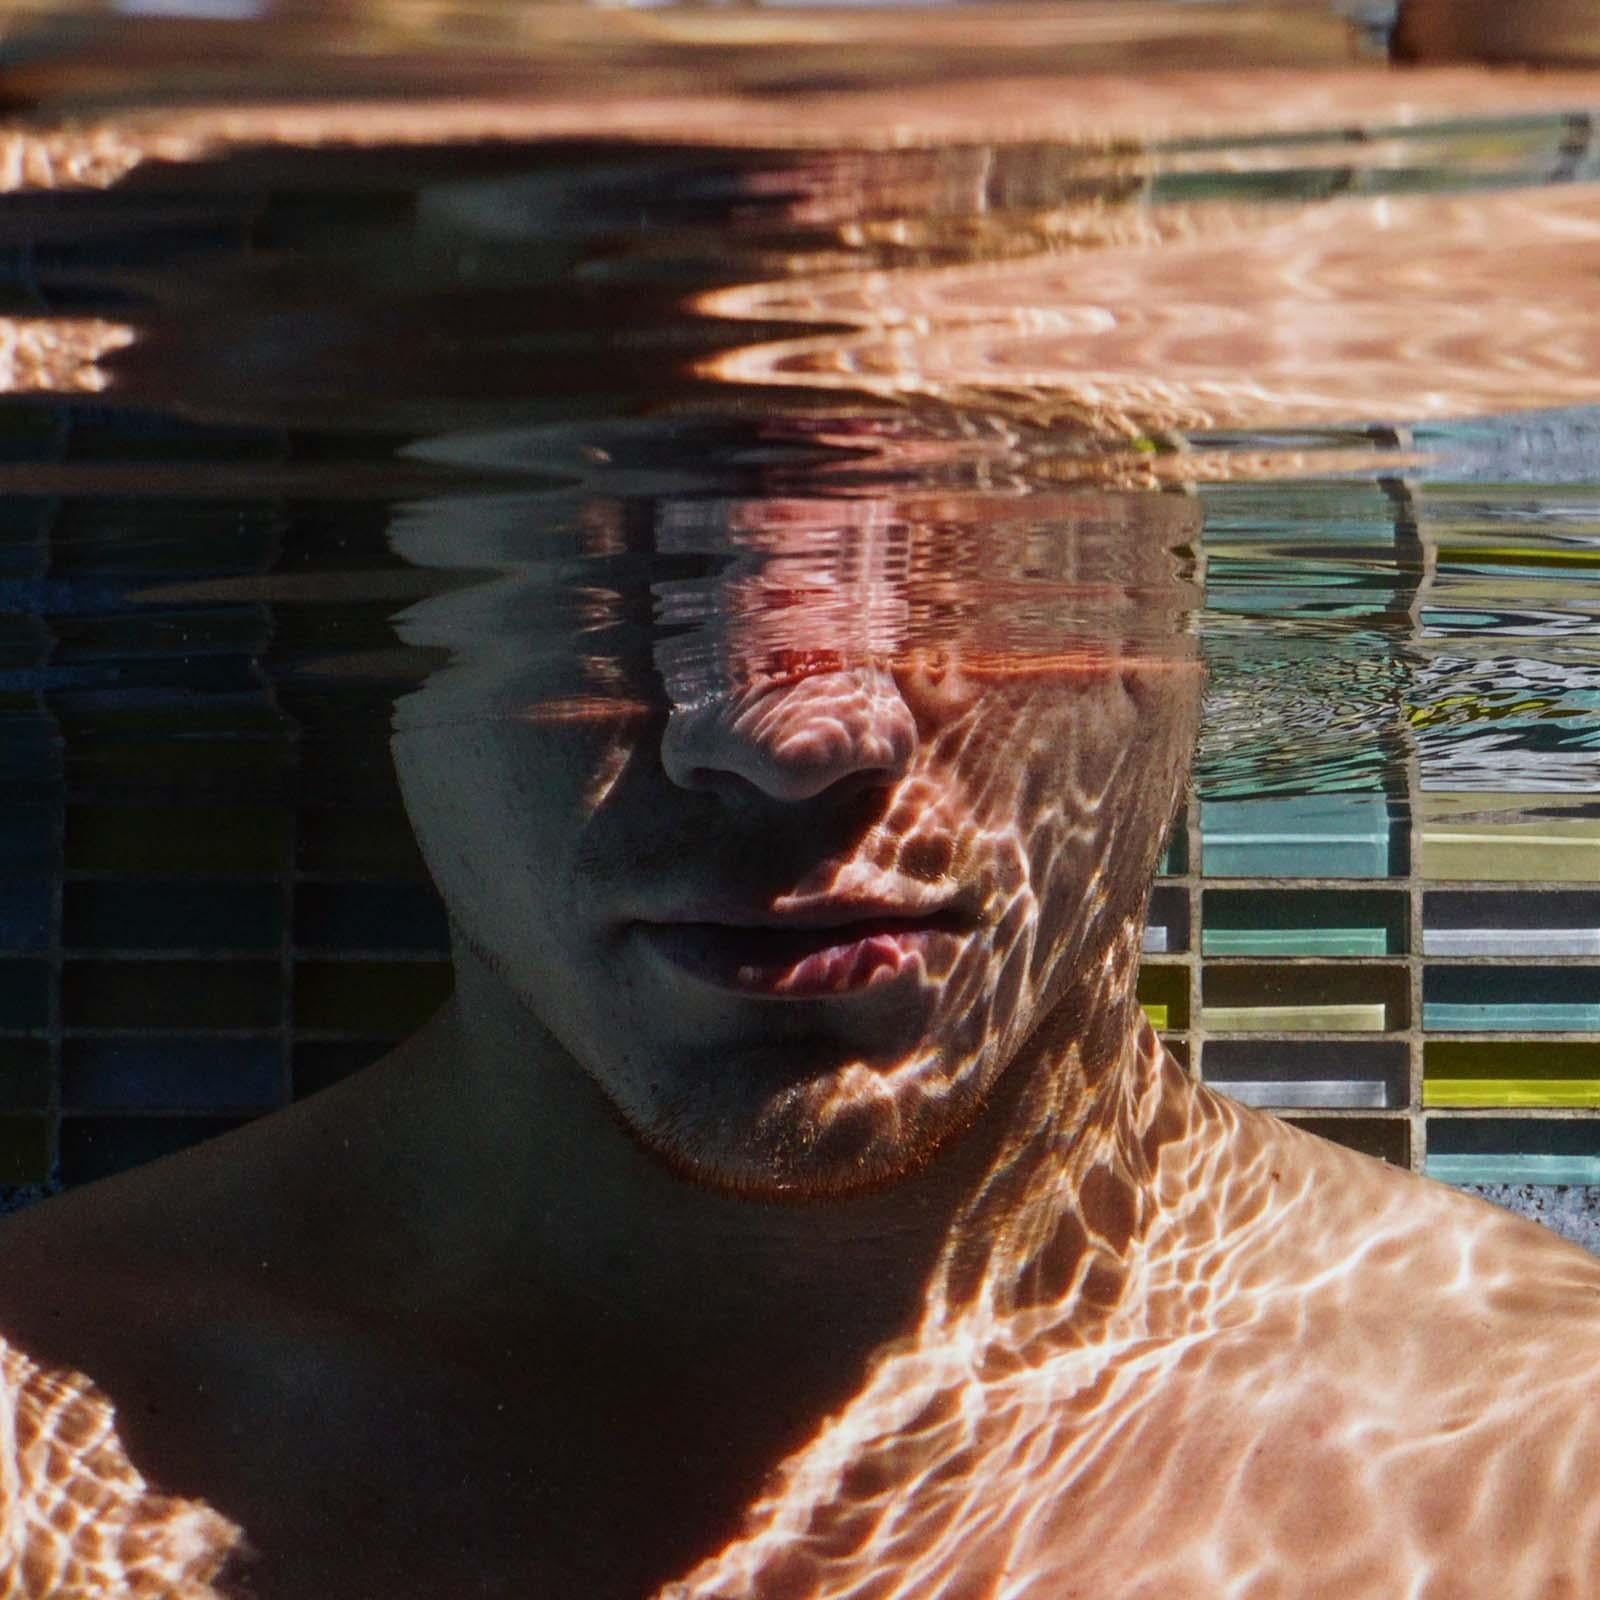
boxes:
[1001,1097,1600,1598]
[1209,1096,1600,1366]
[1198,1101,1600,1547]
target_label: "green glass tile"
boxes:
[1204,871,1406,952]
[1136,964,1189,1031]
[1426,1116,1600,1188]
[1428,1154,1600,1185]
[1419,795,1600,882]
[1203,963,1408,1032]
[1205,1002,1387,1032]
[1424,1002,1600,1031]
[1204,928,1389,957]
[1426,1079,1600,1108]
[1155,826,1188,878]
[1424,967,1600,1032]
[1425,1041,1600,1109]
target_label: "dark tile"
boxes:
[0,961,49,1029]
[0,880,49,950]
[62,960,281,1029]
[293,882,448,953]
[1143,885,1189,954]
[295,808,427,880]
[0,1115,51,1184]
[1285,1115,1410,1167]
[62,1036,281,1111]
[1427,1117,1600,1158]
[65,806,290,874]
[1203,962,1410,1031]
[1156,826,1189,877]
[65,880,281,952]
[0,1039,50,1110]
[293,960,452,1035]
[292,1040,390,1099]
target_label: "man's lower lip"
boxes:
[633,920,950,997]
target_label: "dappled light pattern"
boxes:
[660,1060,1600,1599]
[0,1341,240,1600]
[394,487,1201,1195]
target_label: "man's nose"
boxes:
[660,664,918,802]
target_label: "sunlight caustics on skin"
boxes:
[658,1066,1600,1600]
[392,487,1202,1194]
[0,1342,240,1599]
[0,319,132,394]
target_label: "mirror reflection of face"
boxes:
[391,489,1203,1198]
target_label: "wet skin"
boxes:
[0,490,1597,1600]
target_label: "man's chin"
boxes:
[611,1050,987,1203]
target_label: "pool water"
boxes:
[0,1,1596,1252]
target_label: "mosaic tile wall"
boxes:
[1150,469,1600,1247]
[0,430,1596,1239]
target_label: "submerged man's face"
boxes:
[392,490,1201,1197]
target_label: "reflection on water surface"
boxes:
[0,6,1597,1597]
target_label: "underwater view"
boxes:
[0,1,1597,1595]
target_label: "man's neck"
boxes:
[366,939,1188,1360]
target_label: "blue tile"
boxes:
[0,803,53,874]
[1425,967,1600,1032]
[62,1037,280,1111]
[293,882,449,952]
[0,881,48,950]
[65,880,280,951]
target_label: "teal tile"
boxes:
[1201,795,1391,877]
